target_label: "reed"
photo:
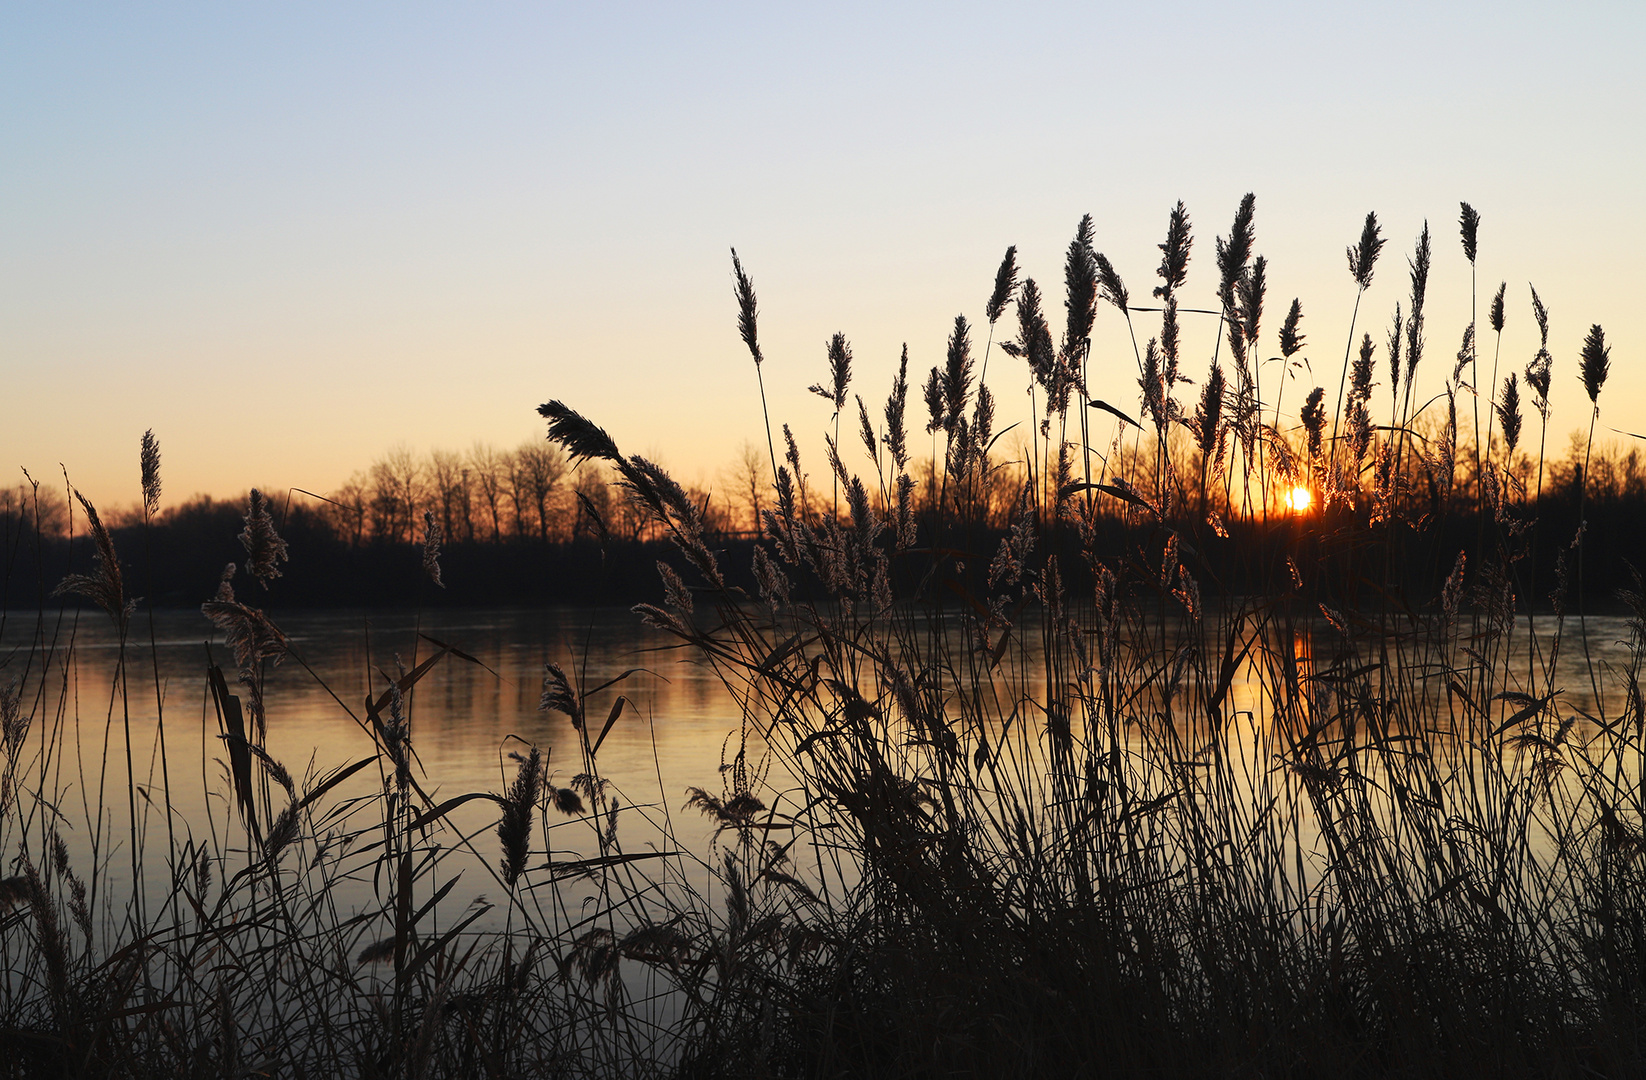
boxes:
[2,197,1638,1079]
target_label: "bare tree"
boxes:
[718,439,766,535]
[428,449,467,541]
[515,441,569,541]
[469,441,507,542]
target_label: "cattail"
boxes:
[986,246,1019,325]
[498,746,542,888]
[809,333,852,412]
[139,429,161,517]
[730,248,762,366]
[1153,200,1192,301]
[1347,211,1386,290]
[1238,256,1267,346]
[238,489,289,589]
[1063,217,1097,361]
[1279,298,1305,358]
[53,491,131,631]
[421,510,444,589]
[1490,281,1507,334]
[883,345,910,470]
[1216,193,1257,312]
[1580,324,1611,404]
[1498,374,1523,456]
[1301,387,1326,458]
[922,366,944,435]
[1459,202,1481,264]
[943,315,973,434]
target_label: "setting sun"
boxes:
[1286,486,1313,513]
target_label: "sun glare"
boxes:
[1286,486,1313,513]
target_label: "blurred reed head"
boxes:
[238,489,289,589]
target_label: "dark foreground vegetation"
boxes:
[3,198,1645,1078]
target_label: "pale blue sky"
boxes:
[4,2,1642,508]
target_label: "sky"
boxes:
[4,1,1643,513]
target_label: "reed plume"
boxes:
[1215,193,1256,312]
[1347,211,1385,289]
[809,333,853,413]
[883,344,910,470]
[943,316,974,435]
[1459,202,1481,264]
[140,428,161,517]
[1093,251,1128,316]
[1404,222,1432,391]
[421,510,445,589]
[1238,256,1267,347]
[1154,200,1192,300]
[1491,281,1507,334]
[54,490,132,631]
[239,489,289,588]
[1062,217,1097,361]
[1498,374,1523,456]
[986,246,1018,325]
[537,400,622,465]
[1279,298,1305,358]
[498,747,543,889]
[1301,386,1326,458]
[731,248,762,366]
[922,367,944,435]
[1580,324,1610,405]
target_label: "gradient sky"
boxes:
[4,2,1643,513]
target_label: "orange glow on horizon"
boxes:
[1286,486,1313,513]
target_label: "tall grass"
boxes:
[4,197,1641,1078]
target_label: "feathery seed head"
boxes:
[1498,373,1523,455]
[139,429,161,517]
[1526,349,1552,414]
[730,248,762,366]
[883,344,910,470]
[1063,217,1098,359]
[1216,193,1257,311]
[498,745,542,888]
[1279,298,1305,358]
[538,401,622,465]
[421,510,444,589]
[1459,202,1480,264]
[53,491,132,631]
[1093,250,1129,316]
[1580,324,1611,405]
[1530,284,1550,348]
[1347,211,1386,290]
[239,489,289,589]
[1154,200,1192,301]
[1301,386,1326,458]
[986,245,1019,325]
[809,332,853,412]
[1490,281,1507,334]
[943,316,973,433]
[923,366,944,435]
[1238,256,1267,346]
